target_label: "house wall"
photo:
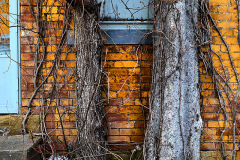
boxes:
[200,0,240,158]
[102,44,152,150]
[19,0,153,152]
[17,0,240,158]
[200,0,240,157]
[20,0,77,151]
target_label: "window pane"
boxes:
[99,0,154,21]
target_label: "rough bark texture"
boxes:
[144,1,202,159]
[67,0,96,11]
[74,4,105,159]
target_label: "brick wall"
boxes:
[20,0,77,151]
[102,44,152,150]
[0,0,9,36]
[20,0,153,151]
[18,0,240,158]
[200,0,240,156]
[0,0,9,47]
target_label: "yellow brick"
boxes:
[46,54,55,60]
[65,61,76,68]
[229,45,240,52]
[32,99,41,106]
[22,99,29,106]
[213,37,223,45]
[47,14,64,21]
[202,90,214,97]
[60,114,76,121]
[210,0,230,5]
[128,68,140,75]
[211,13,231,21]
[220,45,228,52]
[208,121,230,128]
[109,91,117,98]
[1,3,9,13]
[66,53,75,60]
[203,97,219,105]
[225,37,237,44]
[202,83,214,90]
[211,45,221,52]
[104,53,136,61]
[229,75,238,83]
[221,29,234,37]
[51,7,58,13]
[45,61,53,68]
[218,6,237,14]
[117,91,139,98]
[114,61,138,68]
[141,91,149,97]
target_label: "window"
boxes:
[0,0,20,113]
[99,0,153,44]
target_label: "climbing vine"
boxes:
[0,0,240,159]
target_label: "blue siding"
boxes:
[0,0,19,113]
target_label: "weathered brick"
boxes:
[105,106,119,114]
[129,114,145,121]
[119,106,143,114]
[107,114,128,121]
[110,121,134,129]
[120,129,144,135]
[131,136,144,142]
[108,129,119,135]
[107,136,130,144]
[117,91,139,98]
[21,61,35,67]
[110,99,123,106]
[103,44,152,149]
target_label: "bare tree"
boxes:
[144,1,202,159]
[73,0,106,159]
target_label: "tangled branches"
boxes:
[199,0,240,159]
[73,2,106,159]
[1,0,239,159]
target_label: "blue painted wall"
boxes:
[0,0,20,113]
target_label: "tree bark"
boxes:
[144,1,202,159]
[67,0,96,11]
[74,4,105,159]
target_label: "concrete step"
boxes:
[0,135,42,160]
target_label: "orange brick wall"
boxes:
[20,0,154,149]
[200,0,240,154]
[0,0,9,36]
[20,0,77,151]
[18,0,240,156]
[0,0,9,48]
[102,45,152,150]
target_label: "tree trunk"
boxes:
[67,0,96,11]
[144,1,202,159]
[74,4,105,159]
